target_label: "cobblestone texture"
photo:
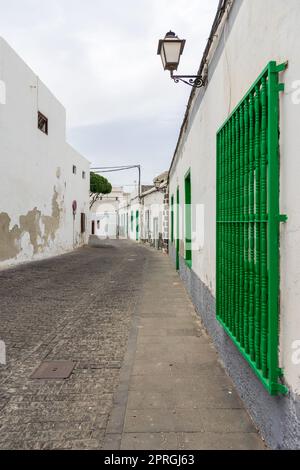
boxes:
[0,240,146,450]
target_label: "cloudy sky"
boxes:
[0,0,219,188]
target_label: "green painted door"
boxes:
[136,210,139,241]
[176,187,180,270]
[131,211,134,233]
[185,171,192,267]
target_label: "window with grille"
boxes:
[216,61,287,395]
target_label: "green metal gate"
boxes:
[216,61,287,395]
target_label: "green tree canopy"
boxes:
[90,172,112,208]
[90,172,112,195]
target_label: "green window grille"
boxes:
[171,195,174,243]
[216,61,287,396]
[185,170,192,268]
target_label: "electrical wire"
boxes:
[92,171,132,174]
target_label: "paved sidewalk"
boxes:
[105,247,265,450]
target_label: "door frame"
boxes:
[176,186,180,270]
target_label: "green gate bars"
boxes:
[216,61,288,395]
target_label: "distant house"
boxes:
[118,187,141,243]
[116,173,169,250]
[140,172,169,251]
[90,187,130,239]
[0,38,90,268]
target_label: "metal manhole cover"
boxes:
[30,361,75,379]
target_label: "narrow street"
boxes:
[0,240,264,450]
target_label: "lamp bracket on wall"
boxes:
[170,71,205,88]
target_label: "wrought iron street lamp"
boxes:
[157,31,205,88]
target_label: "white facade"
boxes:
[141,189,163,247]
[0,38,90,268]
[91,187,130,239]
[168,0,300,448]
[140,173,169,250]
[119,189,141,242]
[117,182,168,246]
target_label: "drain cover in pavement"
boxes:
[30,361,75,379]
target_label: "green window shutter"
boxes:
[185,170,192,268]
[216,61,288,396]
[171,195,174,243]
[131,211,134,232]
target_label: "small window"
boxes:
[38,112,48,134]
[73,165,77,175]
[97,220,100,229]
[82,171,86,179]
[81,213,86,234]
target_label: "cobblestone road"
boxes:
[0,240,146,450]
[0,240,264,450]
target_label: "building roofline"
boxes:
[168,0,232,180]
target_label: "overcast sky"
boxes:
[0,0,219,188]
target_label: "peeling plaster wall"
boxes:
[0,38,90,268]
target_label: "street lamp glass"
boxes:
[157,31,186,72]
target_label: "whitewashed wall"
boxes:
[91,200,119,239]
[169,0,300,394]
[128,201,141,242]
[122,189,141,242]
[141,189,165,243]
[90,188,130,239]
[0,38,90,268]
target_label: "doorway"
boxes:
[176,187,180,270]
[136,210,139,241]
[185,170,192,267]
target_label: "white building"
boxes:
[0,38,90,268]
[118,187,142,242]
[168,0,300,449]
[116,177,169,247]
[90,187,130,239]
[140,172,169,251]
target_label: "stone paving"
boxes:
[106,247,265,450]
[0,240,265,450]
[0,240,145,449]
